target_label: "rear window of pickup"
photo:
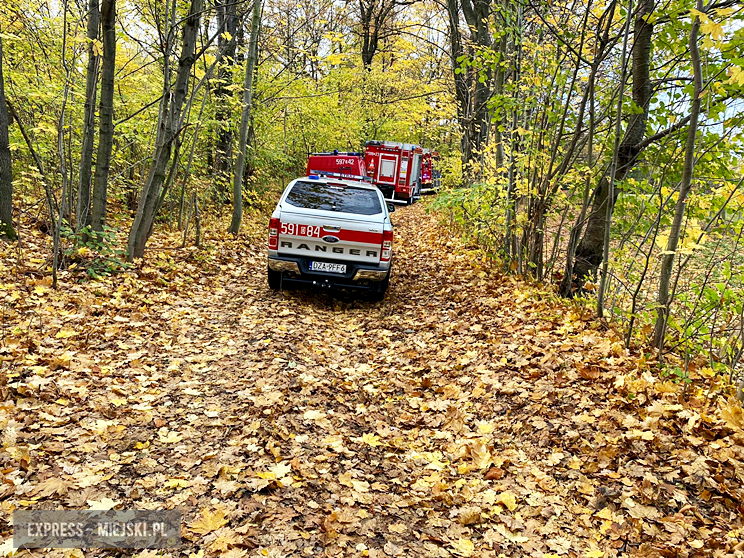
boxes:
[284,181,382,216]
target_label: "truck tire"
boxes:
[368,271,390,302]
[268,266,282,290]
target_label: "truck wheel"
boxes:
[368,272,390,302]
[268,266,282,290]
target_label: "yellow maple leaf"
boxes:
[496,490,518,511]
[158,429,183,444]
[720,398,743,430]
[303,409,326,420]
[190,508,229,535]
[55,328,78,339]
[209,528,241,552]
[338,472,354,487]
[351,480,370,492]
[470,440,492,470]
[361,433,381,447]
[595,507,613,520]
[165,478,190,489]
[476,420,495,434]
[451,537,474,557]
[271,461,292,478]
[700,19,724,41]
[728,66,744,87]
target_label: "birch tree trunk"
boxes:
[0,36,15,240]
[91,0,116,233]
[652,2,703,349]
[128,0,204,259]
[76,0,100,232]
[228,0,261,235]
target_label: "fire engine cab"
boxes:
[365,141,423,204]
[306,151,368,182]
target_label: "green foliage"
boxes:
[431,0,744,384]
[660,365,692,385]
[60,225,130,280]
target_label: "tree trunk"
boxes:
[214,0,239,188]
[447,0,493,181]
[652,2,703,349]
[76,0,100,233]
[359,0,397,70]
[597,0,634,317]
[91,0,116,233]
[128,0,204,259]
[571,0,654,288]
[462,0,491,171]
[447,0,472,170]
[228,0,261,235]
[0,37,15,240]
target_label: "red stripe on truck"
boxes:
[324,229,382,244]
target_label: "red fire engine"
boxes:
[364,141,423,204]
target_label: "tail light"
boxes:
[381,229,393,261]
[268,218,280,250]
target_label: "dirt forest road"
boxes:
[2,203,743,557]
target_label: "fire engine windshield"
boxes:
[285,181,383,216]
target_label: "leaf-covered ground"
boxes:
[1,203,743,558]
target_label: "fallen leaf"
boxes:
[451,537,474,557]
[496,490,518,511]
[190,508,229,535]
[87,498,120,510]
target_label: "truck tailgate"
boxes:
[277,211,383,264]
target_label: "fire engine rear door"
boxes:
[377,154,398,187]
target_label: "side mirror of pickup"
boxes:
[387,203,396,213]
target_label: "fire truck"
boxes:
[306,151,369,182]
[364,141,423,204]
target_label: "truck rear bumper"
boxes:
[268,256,390,287]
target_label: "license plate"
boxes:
[310,261,346,273]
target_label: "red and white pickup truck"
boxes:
[267,176,394,300]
